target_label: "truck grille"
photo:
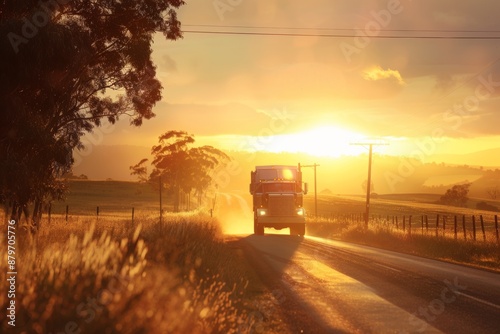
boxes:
[268,194,295,216]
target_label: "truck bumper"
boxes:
[256,216,305,229]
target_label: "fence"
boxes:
[313,213,500,245]
[41,204,140,223]
[41,204,209,223]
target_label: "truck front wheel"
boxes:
[290,224,306,237]
[298,223,306,237]
[254,221,264,235]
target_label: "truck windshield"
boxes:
[257,168,296,181]
[261,183,295,192]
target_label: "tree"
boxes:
[439,183,471,207]
[130,159,150,183]
[0,1,184,225]
[486,185,499,200]
[131,131,229,212]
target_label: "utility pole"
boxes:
[351,142,388,227]
[299,163,320,217]
[159,175,163,224]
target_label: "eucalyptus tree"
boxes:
[131,131,229,212]
[0,0,184,225]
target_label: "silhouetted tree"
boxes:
[439,183,471,207]
[487,185,499,200]
[132,131,229,212]
[0,1,184,226]
[130,159,150,183]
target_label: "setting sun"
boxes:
[264,125,369,157]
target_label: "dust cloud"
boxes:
[215,192,292,235]
[215,192,254,235]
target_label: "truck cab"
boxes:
[250,165,307,236]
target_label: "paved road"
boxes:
[237,234,500,333]
[217,191,500,332]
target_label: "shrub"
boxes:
[476,201,498,212]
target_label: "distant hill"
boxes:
[72,145,500,198]
[73,145,149,181]
[430,148,500,168]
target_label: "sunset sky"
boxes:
[92,0,500,161]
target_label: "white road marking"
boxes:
[456,291,500,310]
[372,262,402,273]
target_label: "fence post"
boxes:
[472,215,476,241]
[409,215,412,237]
[495,215,499,245]
[436,214,439,237]
[443,216,446,237]
[421,215,424,235]
[96,206,99,221]
[48,203,52,224]
[132,207,135,224]
[425,215,429,233]
[65,205,69,222]
[396,216,398,229]
[403,215,406,232]
[480,215,486,242]
[454,216,457,240]
[462,215,466,241]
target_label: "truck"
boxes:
[249,165,308,236]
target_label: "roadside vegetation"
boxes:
[0,212,253,333]
[306,194,500,272]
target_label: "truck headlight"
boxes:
[296,208,305,216]
[257,208,267,216]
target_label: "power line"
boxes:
[184,24,500,34]
[183,29,500,40]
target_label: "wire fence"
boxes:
[309,213,500,245]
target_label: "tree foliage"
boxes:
[131,131,229,212]
[486,185,499,200]
[439,183,471,207]
[0,0,184,224]
[129,159,150,183]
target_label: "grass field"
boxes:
[304,193,500,236]
[0,212,255,333]
[304,193,500,271]
[50,180,163,217]
[1,180,499,332]
[305,193,500,221]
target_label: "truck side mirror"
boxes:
[304,182,308,195]
[250,171,256,194]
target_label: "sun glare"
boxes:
[266,125,369,157]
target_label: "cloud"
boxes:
[144,0,500,140]
[363,66,406,85]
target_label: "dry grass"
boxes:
[305,194,500,271]
[0,212,253,333]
